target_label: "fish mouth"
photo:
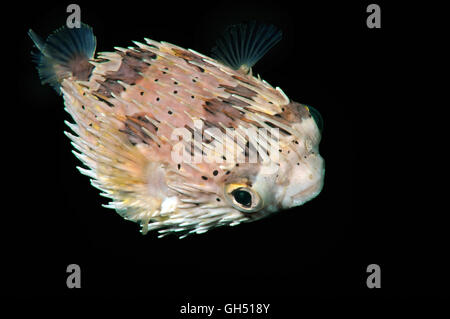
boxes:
[281,162,325,209]
[289,177,324,206]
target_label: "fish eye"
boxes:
[231,188,252,207]
[307,105,323,132]
[224,184,263,213]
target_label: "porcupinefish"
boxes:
[29,22,324,237]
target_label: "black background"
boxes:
[2,0,446,311]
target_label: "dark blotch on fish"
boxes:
[95,49,154,97]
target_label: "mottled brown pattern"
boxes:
[119,112,159,147]
[278,101,310,123]
[203,98,245,126]
[122,48,156,68]
[171,48,208,73]
[96,78,124,98]
[69,55,94,81]
[172,48,204,64]
[95,49,154,97]
[220,84,257,99]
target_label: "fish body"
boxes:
[29,23,324,237]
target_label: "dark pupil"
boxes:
[232,189,252,208]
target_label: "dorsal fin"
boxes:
[211,21,282,74]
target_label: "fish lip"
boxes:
[287,169,325,208]
[290,184,319,206]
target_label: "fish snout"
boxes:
[281,154,325,209]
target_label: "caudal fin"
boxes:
[28,24,97,94]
